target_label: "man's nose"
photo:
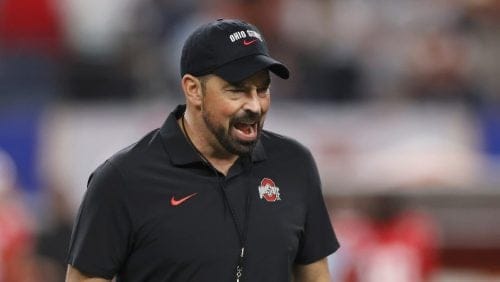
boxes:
[243,90,262,114]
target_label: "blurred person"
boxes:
[331,195,439,282]
[127,0,288,99]
[58,0,140,101]
[460,0,500,177]
[0,150,38,282]
[126,0,200,97]
[405,30,481,106]
[65,19,339,282]
[0,0,62,53]
[462,0,500,104]
[0,0,63,106]
[280,0,366,101]
[295,52,364,102]
[281,0,476,101]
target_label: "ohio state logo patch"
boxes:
[258,178,281,202]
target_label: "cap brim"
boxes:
[213,54,290,83]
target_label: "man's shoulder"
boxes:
[260,130,312,159]
[100,128,165,173]
[83,128,165,198]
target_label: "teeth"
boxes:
[234,122,255,135]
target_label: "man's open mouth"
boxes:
[232,121,258,141]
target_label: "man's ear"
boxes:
[181,74,204,107]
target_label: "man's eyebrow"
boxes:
[228,81,245,88]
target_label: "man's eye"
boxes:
[229,89,244,93]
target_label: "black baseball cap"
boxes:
[180,19,289,83]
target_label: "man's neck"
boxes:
[178,114,238,176]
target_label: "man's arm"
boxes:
[65,265,111,282]
[293,258,331,282]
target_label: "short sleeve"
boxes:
[66,160,132,279]
[294,151,340,264]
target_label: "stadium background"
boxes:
[1,0,499,281]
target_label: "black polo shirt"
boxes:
[67,105,339,282]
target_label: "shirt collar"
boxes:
[160,104,267,166]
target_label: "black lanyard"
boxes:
[181,116,252,281]
[216,176,251,282]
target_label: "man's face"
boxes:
[200,70,271,156]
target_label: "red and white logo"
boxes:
[258,178,281,202]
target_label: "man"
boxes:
[66,19,339,282]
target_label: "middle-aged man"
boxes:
[65,19,339,282]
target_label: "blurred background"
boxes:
[1,0,500,281]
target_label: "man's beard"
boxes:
[202,108,263,156]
